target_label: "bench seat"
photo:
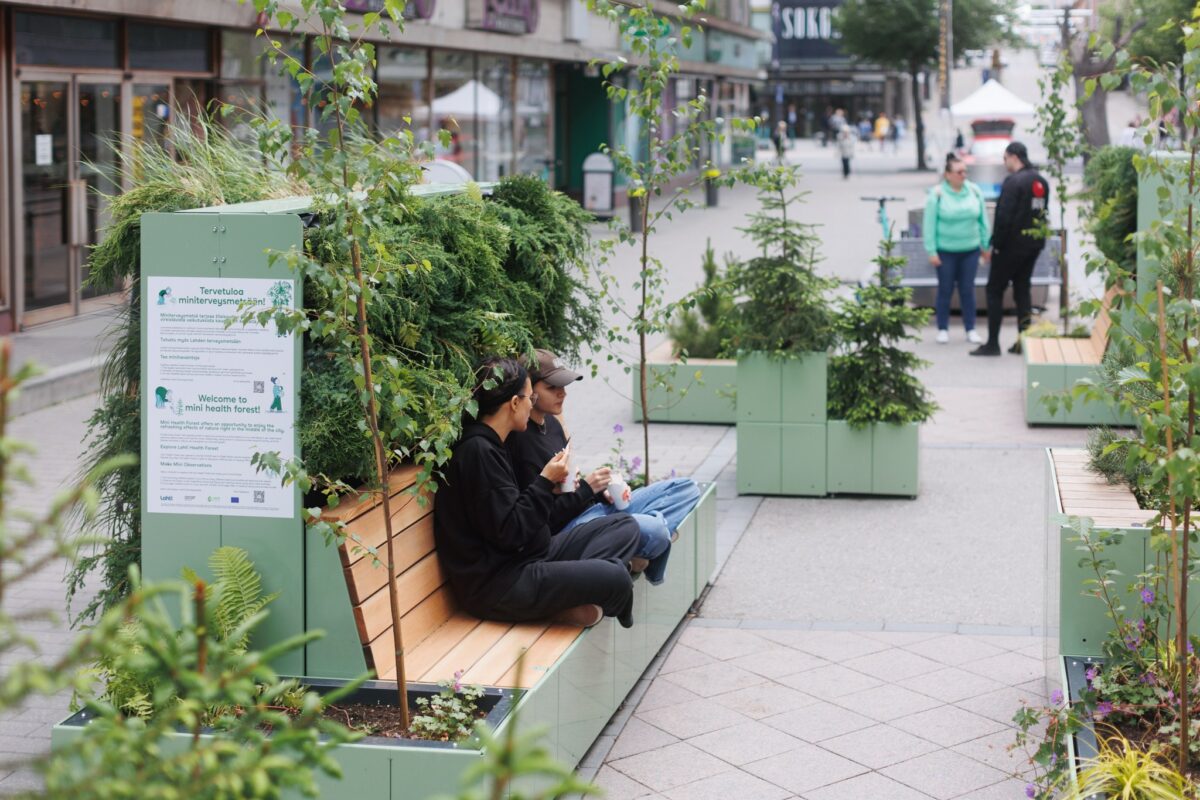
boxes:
[1024,287,1133,426]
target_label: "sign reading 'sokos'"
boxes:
[772,0,845,62]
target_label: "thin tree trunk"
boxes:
[910,66,927,171]
[639,194,651,487]
[1177,146,1198,773]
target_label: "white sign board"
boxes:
[34,135,52,166]
[146,276,297,518]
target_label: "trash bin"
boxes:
[582,152,614,218]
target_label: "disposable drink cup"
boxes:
[559,458,574,493]
[609,476,631,510]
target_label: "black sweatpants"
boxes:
[484,515,639,622]
[985,247,1041,347]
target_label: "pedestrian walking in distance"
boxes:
[772,121,788,165]
[971,142,1051,357]
[836,125,856,179]
[923,153,991,345]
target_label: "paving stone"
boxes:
[881,748,1010,800]
[902,635,1008,666]
[818,723,942,770]
[678,627,777,661]
[659,645,717,675]
[842,647,944,682]
[951,728,1032,776]
[637,696,750,739]
[758,631,889,662]
[956,777,1032,799]
[963,652,1045,687]
[636,679,705,713]
[742,743,867,795]
[711,682,817,720]
[608,717,681,761]
[762,700,875,743]
[593,764,658,800]
[689,720,804,766]
[891,705,1008,748]
[898,666,1007,704]
[802,771,935,800]
[831,684,943,722]
[609,742,732,793]
[663,769,792,800]
[726,646,828,679]
[777,663,883,699]
[955,685,1046,725]
[663,660,768,698]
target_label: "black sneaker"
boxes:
[969,345,1001,357]
[618,607,635,629]
[1009,341,1023,355]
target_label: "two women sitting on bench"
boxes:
[434,357,639,629]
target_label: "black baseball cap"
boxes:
[528,349,583,388]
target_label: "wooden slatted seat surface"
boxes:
[321,465,584,689]
[1051,449,1149,528]
[1027,287,1118,366]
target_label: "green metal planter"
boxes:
[632,341,737,424]
[826,421,919,497]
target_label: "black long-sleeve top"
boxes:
[992,166,1051,256]
[433,423,560,611]
[505,415,597,532]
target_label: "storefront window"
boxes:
[13,13,118,69]
[431,51,478,176]
[377,46,429,141]
[129,23,211,72]
[477,56,514,182]
[515,60,551,180]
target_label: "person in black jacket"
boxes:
[971,142,1051,356]
[434,356,639,629]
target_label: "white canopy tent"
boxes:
[423,80,504,121]
[950,79,1036,118]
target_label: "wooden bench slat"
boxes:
[398,612,483,679]
[459,623,552,686]
[494,624,584,688]
[338,489,432,569]
[353,551,445,643]
[1042,338,1065,364]
[343,515,435,605]
[366,587,459,678]
[419,620,513,684]
[322,465,422,526]
[1025,337,1048,363]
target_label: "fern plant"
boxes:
[90,546,277,718]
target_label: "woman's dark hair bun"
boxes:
[470,356,528,420]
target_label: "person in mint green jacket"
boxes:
[923,153,992,344]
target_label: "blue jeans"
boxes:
[935,249,980,332]
[562,478,701,585]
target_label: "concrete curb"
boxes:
[11,356,105,418]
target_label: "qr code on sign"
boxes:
[253,491,265,504]
[253,381,265,393]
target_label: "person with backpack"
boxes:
[923,153,991,344]
[970,142,1051,356]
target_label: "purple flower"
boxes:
[1168,690,1177,703]
[1049,753,1058,768]
[613,424,624,434]
[1190,641,1196,655]
[670,468,677,478]
[1094,701,1114,719]
[1050,689,1064,706]
[631,456,643,470]
[453,668,464,693]
[1085,666,1100,684]
[1141,588,1155,604]
[1025,784,1036,799]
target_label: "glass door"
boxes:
[19,79,71,312]
[18,74,124,320]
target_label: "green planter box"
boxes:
[1025,359,1136,427]
[826,421,920,497]
[736,422,827,496]
[736,351,827,423]
[632,342,737,424]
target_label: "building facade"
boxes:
[0,0,765,330]
[752,0,908,139]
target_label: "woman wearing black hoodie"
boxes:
[434,356,639,629]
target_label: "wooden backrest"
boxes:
[321,466,586,688]
[321,466,453,678]
[1090,285,1121,354]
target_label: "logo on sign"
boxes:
[472,0,539,34]
[772,0,846,62]
[230,497,240,504]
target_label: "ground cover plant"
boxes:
[1016,13,1200,793]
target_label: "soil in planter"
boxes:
[1109,716,1200,783]
[321,703,487,741]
